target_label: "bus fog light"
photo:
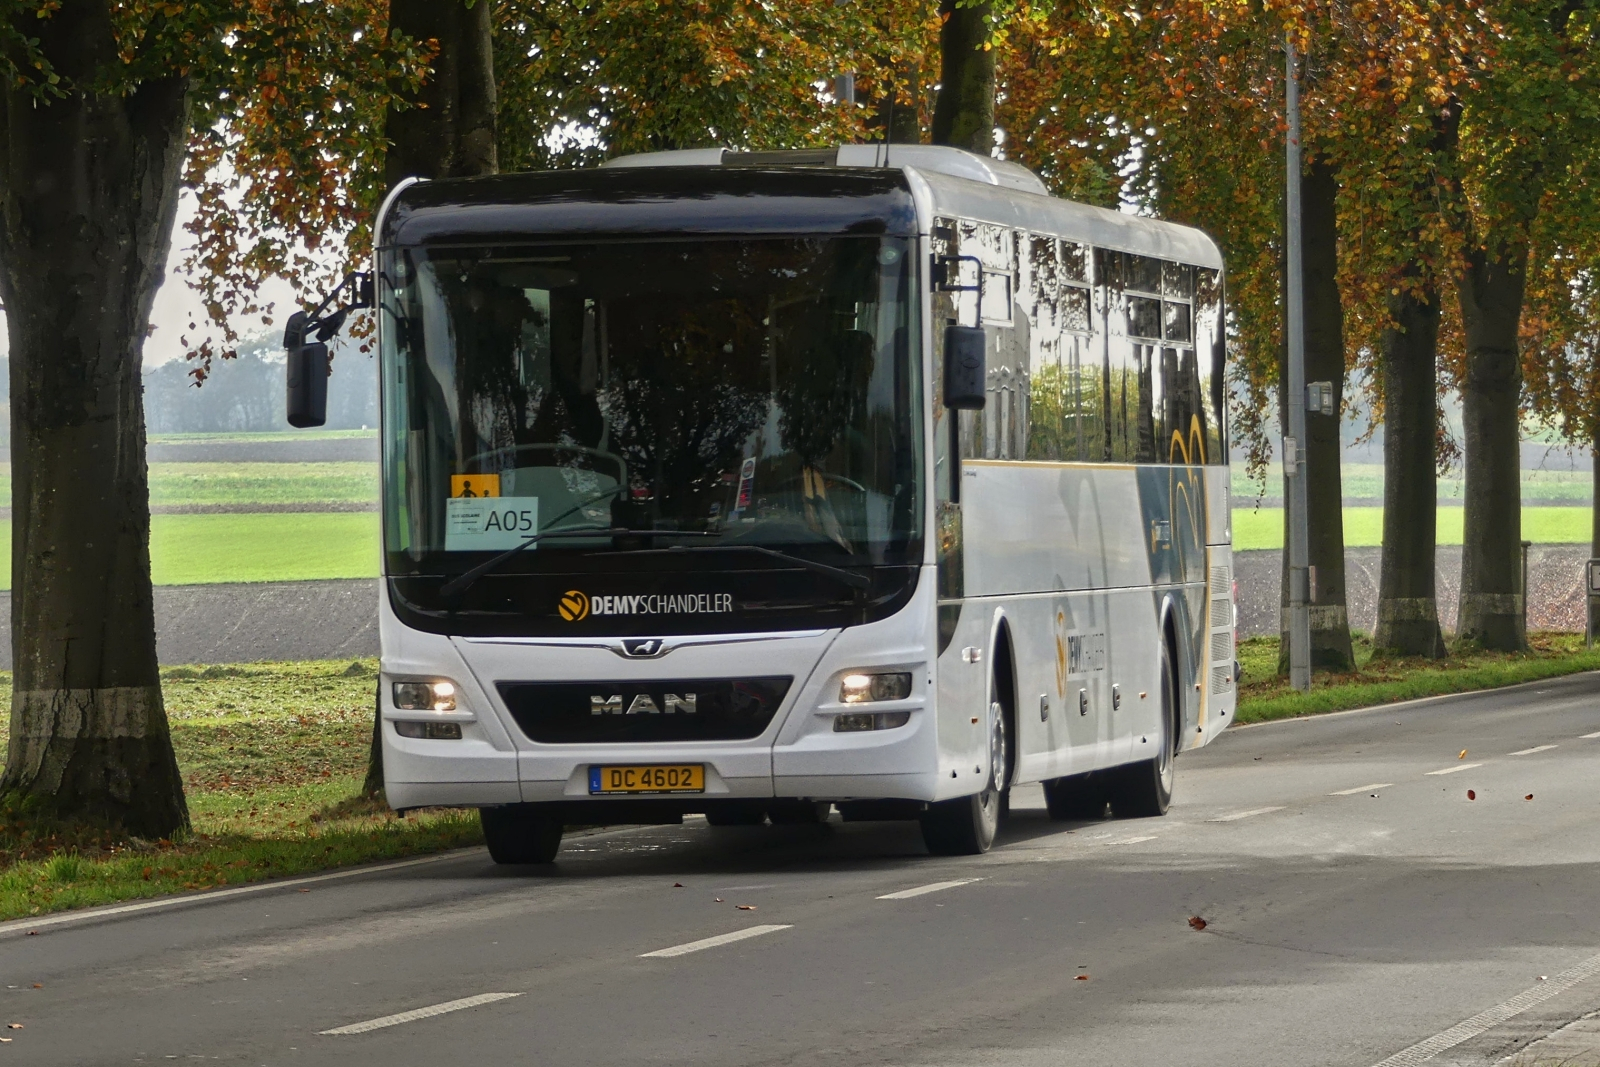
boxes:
[833,710,911,732]
[395,721,462,740]
[839,671,912,703]
[394,680,457,712]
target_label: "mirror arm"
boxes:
[284,270,373,349]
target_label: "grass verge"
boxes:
[1234,631,1600,725]
[0,659,481,921]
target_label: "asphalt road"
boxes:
[9,673,1600,1066]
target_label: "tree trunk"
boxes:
[931,0,994,154]
[1279,157,1355,672]
[1454,242,1528,650]
[0,2,191,835]
[385,0,498,188]
[1374,282,1447,657]
[368,0,498,796]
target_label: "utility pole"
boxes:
[1285,33,1311,692]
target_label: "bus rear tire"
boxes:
[480,804,564,864]
[1110,641,1177,819]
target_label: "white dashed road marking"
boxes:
[1329,783,1393,796]
[639,924,793,958]
[1425,763,1484,776]
[1106,836,1157,845]
[1207,807,1285,822]
[1580,731,1600,739]
[320,992,522,1036]
[1509,744,1559,756]
[877,879,982,900]
[1368,950,1600,1066]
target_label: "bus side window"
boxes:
[1196,267,1226,464]
[1099,249,1141,463]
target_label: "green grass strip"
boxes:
[1234,633,1600,725]
[1230,506,1593,551]
[0,513,379,590]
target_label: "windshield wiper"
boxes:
[439,525,717,599]
[604,544,871,591]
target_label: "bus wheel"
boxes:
[480,804,564,864]
[1043,773,1109,821]
[1111,641,1177,819]
[920,700,1008,855]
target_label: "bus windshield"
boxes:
[378,235,922,602]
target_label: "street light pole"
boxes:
[1285,33,1311,693]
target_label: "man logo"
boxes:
[558,590,590,622]
[622,638,664,658]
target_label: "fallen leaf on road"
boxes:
[1459,750,1468,759]
[673,883,684,888]
[30,985,39,990]
[1467,790,1476,800]
[1525,794,1534,801]
[736,904,756,910]
[1074,974,1089,981]
[25,932,35,937]
[7,1024,22,1029]
[0,1036,10,1042]
[1539,976,1548,981]
[714,897,724,903]
[1188,916,1207,931]
[298,889,310,894]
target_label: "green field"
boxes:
[0,513,380,589]
[0,462,378,509]
[1232,462,1594,504]
[1231,506,1593,551]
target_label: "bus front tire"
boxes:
[1110,641,1178,819]
[921,699,1009,856]
[480,804,564,864]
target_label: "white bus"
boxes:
[285,144,1237,862]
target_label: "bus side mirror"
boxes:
[943,324,987,410]
[284,310,329,428]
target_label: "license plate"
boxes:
[589,764,704,794]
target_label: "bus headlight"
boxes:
[839,672,912,703]
[393,680,457,712]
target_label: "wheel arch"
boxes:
[985,609,1019,784]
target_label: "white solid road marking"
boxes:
[877,878,982,900]
[1509,744,1559,756]
[1425,763,1485,776]
[1369,950,1600,1066]
[1329,783,1393,796]
[640,924,793,958]
[1207,807,1285,822]
[320,992,522,1036]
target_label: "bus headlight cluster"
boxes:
[838,672,912,704]
[393,680,457,712]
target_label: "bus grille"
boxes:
[498,677,792,743]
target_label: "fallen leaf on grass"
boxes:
[736,904,756,911]
[1188,916,1207,931]
[1459,750,1468,760]
[1467,790,1476,800]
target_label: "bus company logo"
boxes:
[558,590,590,622]
[581,593,734,618]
